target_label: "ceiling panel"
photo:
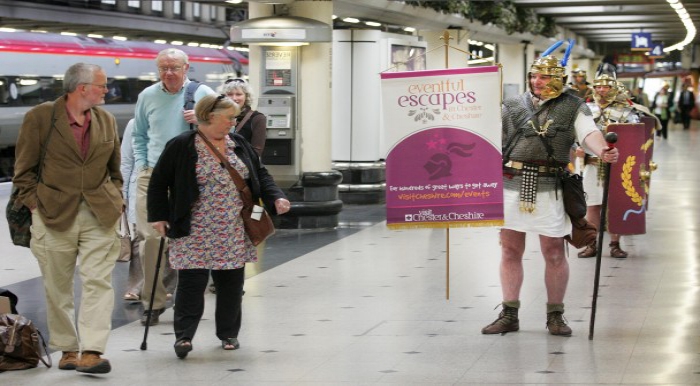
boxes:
[511,0,699,52]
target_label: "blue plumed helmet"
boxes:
[528,39,576,99]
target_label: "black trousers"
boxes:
[173,267,244,342]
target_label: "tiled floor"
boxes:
[1,122,699,385]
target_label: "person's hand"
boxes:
[574,146,585,158]
[183,109,197,124]
[150,221,169,237]
[274,198,291,215]
[601,147,619,164]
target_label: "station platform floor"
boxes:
[1,121,699,385]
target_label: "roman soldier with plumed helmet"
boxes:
[482,40,620,337]
[566,68,593,100]
[576,65,641,259]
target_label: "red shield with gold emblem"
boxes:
[607,123,648,235]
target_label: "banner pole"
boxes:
[441,30,452,69]
[446,225,450,299]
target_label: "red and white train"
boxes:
[0,31,248,160]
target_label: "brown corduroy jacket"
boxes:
[13,96,123,231]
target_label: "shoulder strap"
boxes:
[196,130,253,208]
[184,81,201,131]
[235,110,254,132]
[183,81,201,110]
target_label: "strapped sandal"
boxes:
[609,241,628,258]
[221,338,240,350]
[174,339,192,359]
[577,242,597,258]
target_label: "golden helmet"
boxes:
[571,68,587,79]
[592,74,619,105]
[529,55,566,99]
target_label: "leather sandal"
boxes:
[577,242,597,258]
[609,242,628,258]
[174,339,192,359]
[221,338,240,350]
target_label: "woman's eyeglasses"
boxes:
[209,94,226,115]
[225,78,246,85]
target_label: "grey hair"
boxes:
[195,94,241,124]
[63,63,103,93]
[218,79,254,108]
[156,48,189,65]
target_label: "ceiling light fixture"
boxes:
[664,1,696,52]
[342,17,360,23]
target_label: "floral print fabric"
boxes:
[169,136,257,270]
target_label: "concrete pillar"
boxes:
[182,1,194,22]
[216,5,226,24]
[247,2,274,110]
[289,0,332,173]
[162,0,174,19]
[499,42,529,97]
[141,0,152,16]
[422,29,471,70]
[116,0,128,12]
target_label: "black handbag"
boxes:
[559,170,587,219]
[5,107,56,248]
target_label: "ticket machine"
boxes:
[258,95,294,165]
[258,46,299,185]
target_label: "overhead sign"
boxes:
[631,32,652,51]
[648,44,665,59]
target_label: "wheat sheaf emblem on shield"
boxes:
[621,155,643,206]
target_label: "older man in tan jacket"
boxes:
[13,63,123,374]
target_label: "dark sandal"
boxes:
[221,338,240,350]
[174,339,192,359]
[609,242,628,258]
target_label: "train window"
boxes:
[0,76,155,107]
[0,76,58,106]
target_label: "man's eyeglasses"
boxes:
[82,83,108,90]
[225,78,246,85]
[158,66,184,74]
[209,94,226,115]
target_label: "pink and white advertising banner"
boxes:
[380,66,504,229]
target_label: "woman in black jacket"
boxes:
[148,94,290,358]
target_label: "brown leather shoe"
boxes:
[481,304,519,334]
[546,311,572,336]
[577,242,597,258]
[609,241,628,258]
[58,351,78,370]
[76,351,111,374]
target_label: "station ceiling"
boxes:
[511,0,699,53]
[334,0,699,57]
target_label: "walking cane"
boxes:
[140,237,166,350]
[589,132,618,340]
